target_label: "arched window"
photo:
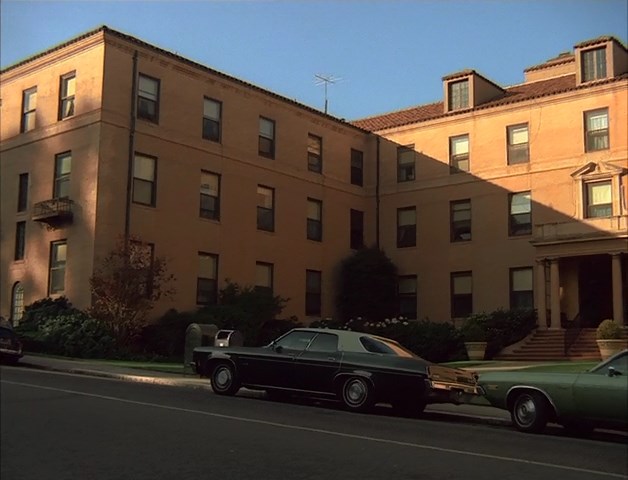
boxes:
[11,283,24,326]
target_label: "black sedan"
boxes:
[193,328,482,414]
[0,325,23,365]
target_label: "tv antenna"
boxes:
[315,74,341,114]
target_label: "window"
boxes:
[350,209,364,250]
[451,271,472,318]
[58,72,76,120]
[398,275,417,320]
[54,152,72,199]
[305,270,322,316]
[203,97,221,142]
[584,109,609,152]
[307,198,322,241]
[581,47,607,82]
[21,87,37,132]
[308,333,339,353]
[450,200,471,242]
[11,283,25,325]
[585,180,612,218]
[256,262,273,293]
[351,149,363,186]
[397,145,415,182]
[448,80,469,110]
[259,117,275,158]
[133,154,157,206]
[137,74,159,122]
[200,171,220,220]
[197,253,218,305]
[17,173,28,212]
[49,241,67,294]
[308,134,322,173]
[14,222,25,261]
[397,207,416,248]
[450,135,469,173]
[509,192,532,236]
[507,124,529,164]
[510,267,533,310]
[275,330,316,352]
[257,185,275,231]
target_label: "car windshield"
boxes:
[359,336,416,358]
[590,351,628,375]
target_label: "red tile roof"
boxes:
[352,73,627,132]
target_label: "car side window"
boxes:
[307,333,338,353]
[275,331,316,352]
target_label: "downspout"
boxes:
[124,51,138,244]
[375,135,381,249]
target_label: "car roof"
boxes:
[286,327,404,353]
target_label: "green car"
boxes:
[478,350,627,434]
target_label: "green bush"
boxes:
[18,296,74,331]
[34,311,116,358]
[462,308,537,359]
[198,282,289,346]
[256,317,302,346]
[460,315,488,342]
[597,319,622,340]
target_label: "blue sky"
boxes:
[1,1,626,120]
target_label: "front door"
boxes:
[578,255,613,327]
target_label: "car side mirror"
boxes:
[608,366,622,377]
[274,345,284,354]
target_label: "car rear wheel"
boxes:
[210,362,240,396]
[340,377,374,412]
[510,391,550,433]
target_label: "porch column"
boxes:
[535,259,547,329]
[549,258,561,329]
[611,253,625,326]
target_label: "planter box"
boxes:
[464,341,487,361]
[596,339,628,360]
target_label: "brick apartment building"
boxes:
[1,27,626,331]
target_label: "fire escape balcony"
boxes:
[532,215,628,245]
[32,197,74,228]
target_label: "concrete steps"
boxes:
[496,328,602,361]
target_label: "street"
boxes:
[1,365,626,480]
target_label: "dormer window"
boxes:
[581,47,607,82]
[448,80,469,110]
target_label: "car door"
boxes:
[254,330,317,389]
[572,352,628,424]
[292,333,342,394]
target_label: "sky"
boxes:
[1,1,627,120]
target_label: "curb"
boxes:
[14,360,510,427]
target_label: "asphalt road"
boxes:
[1,365,626,480]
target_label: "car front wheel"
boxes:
[340,377,374,412]
[510,391,550,433]
[210,362,241,396]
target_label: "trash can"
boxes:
[214,329,244,347]
[184,323,218,373]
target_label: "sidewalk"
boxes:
[12,354,512,426]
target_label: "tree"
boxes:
[89,236,176,347]
[335,247,399,322]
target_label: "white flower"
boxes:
[392,318,399,324]
[402,321,409,326]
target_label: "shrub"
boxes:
[597,319,622,340]
[18,296,74,331]
[460,315,488,342]
[35,311,116,358]
[256,317,302,346]
[198,282,289,346]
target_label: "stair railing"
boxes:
[563,312,582,356]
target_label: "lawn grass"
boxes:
[517,362,597,373]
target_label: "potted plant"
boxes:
[596,319,627,360]
[460,316,488,361]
